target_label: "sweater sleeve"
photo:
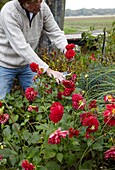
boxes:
[42,2,68,53]
[0,7,49,73]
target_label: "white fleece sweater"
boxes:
[0,0,68,72]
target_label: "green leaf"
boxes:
[39,106,48,112]
[27,147,39,159]
[79,160,92,170]
[0,148,11,157]
[43,150,56,159]
[56,153,63,163]
[87,138,93,147]
[12,123,20,131]
[22,130,32,141]
[3,125,11,137]
[92,142,103,151]
[29,132,40,144]
[46,161,61,170]
[36,124,49,130]
[33,155,41,164]
[11,115,19,122]
[64,153,77,166]
[10,150,18,155]
[38,166,48,170]
[9,154,18,167]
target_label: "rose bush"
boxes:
[0,44,115,170]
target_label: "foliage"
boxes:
[0,21,115,170]
[64,16,115,34]
[65,8,115,17]
[0,46,115,170]
[78,64,115,100]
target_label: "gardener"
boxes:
[0,0,68,99]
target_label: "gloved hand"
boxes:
[46,68,65,84]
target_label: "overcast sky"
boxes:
[65,0,115,10]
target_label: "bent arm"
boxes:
[43,2,68,53]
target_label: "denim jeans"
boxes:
[0,65,36,99]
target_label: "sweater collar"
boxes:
[13,0,45,16]
[13,0,28,17]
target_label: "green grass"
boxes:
[64,15,115,34]
[64,27,77,34]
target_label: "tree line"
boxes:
[65,8,115,16]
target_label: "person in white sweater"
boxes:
[0,0,68,99]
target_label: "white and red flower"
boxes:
[48,128,69,144]
[28,105,38,112]
[0,114,9,124]
[104,147,115,160]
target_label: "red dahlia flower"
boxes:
[21,160,35,170]
[83,116,99,138]
[82,116,99,133]
[49,102,64,123]
[88,100,97,109]
[62,80,75,89]
[30,62,43,76]
[89,53,96,60]
[61,80,75,97]
[65,43,76,50]
[63,88,74,96]
[65,49,75,59]
[72,93,83,102]
[57,92,63,100]
[0,114,9,124]
[72,93,86,110]
[25,87,38,101]
[71,74,77,82]
[80,112,94,122]
[69,128,79,138]
[80,112,99,138]
[104,147,115,160]
[48,128,69,144]
[103,103,115,126]
[0,102,2,108]
[30,62,39,72]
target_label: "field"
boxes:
[64,15,115,34]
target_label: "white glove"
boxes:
[46,68,65,84]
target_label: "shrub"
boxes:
[0,46,114,169]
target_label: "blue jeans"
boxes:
[0,65,36,99]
